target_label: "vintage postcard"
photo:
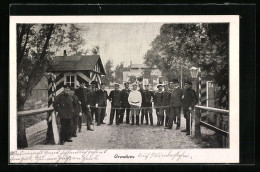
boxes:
[9,15,239,163]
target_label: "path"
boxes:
[26,107,201,150]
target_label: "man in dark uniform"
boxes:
[181,81,198,135]
[120,82,131,124]
[89,81,98,122]
[138,83,145,124]
[142,84,154,125]
[53,85,74,145]
[154,84,164,126]
[74,82,87,132]
[108,83,122,125]
[70,87,82,137]
[84,83,94,131]
[95,82,109,126]
[162,83,171,127]
[165,79,183,130]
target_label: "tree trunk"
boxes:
[17,94,28,148]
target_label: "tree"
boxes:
[128,75,137,84]
[17,24,85,111]
[144,23,229,87]
[67,24,88,55]
[91,46,100,55]
[114,63,124,84]
[102,60,114,86]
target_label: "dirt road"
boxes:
[27,101,201,150]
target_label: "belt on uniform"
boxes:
[131,101,140,103]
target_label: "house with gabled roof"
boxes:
[46,50,106,106]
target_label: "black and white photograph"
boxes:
[9,15,239,163]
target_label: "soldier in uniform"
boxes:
[138,83,145,124]
[120,82,131,124]
[85,83,94,131]
[154,84,164,126]
[108,83,122,125]
[142,84,154,125]
[74,82,87,132]
[53,85,74,145]
[162,83,171,127]
[165,79,183,130]
[70,87,82,137]
[128,82,142,125]
[95,82,109,126]
[90,81,98,122]
[181,81,198,135]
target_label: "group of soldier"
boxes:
[53,79,198,145]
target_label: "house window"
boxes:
[64,74,77,88]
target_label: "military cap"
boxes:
[124,82,130,85]
[115,83,120,86]
[173,79,179,83]
[184,81,192,85]
[157,84,163,88]
[85,82,91,86]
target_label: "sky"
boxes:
[57,23,163,69]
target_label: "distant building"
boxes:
[123,62,162,89]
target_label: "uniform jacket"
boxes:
[74,87,88,105]
[154,91,164,108]
[142,90,154,107]
[170,87,183,107]
[121,89,131,107]
[163,90,171,106]
[72,94,82,117]
[95,89,108,107]
[86,89,97,106]
[53,92,74,119]
[139,88,145,107]
[108,90,122,107]
[182,88,198,109]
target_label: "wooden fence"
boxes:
[194,105,229,148]
[17,107,54,148]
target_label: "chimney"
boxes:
[64,50,67,56]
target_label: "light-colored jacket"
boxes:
[128,90,142,107]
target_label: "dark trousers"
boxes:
[78,116,82,130]
[109,106,120,125]
[120,106,130,123]
[97,107,106,125]
[130,105,140,125]
[90,107,97,122]
[72,116,79,136]
[183,108,191,132]
[169,106,181,128]
[142,107,153,125]
[85,107,92,128]
[60,118,72,142]
[155,108,164,125]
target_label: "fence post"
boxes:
[194,107,201,140]
[17,116,28,148]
